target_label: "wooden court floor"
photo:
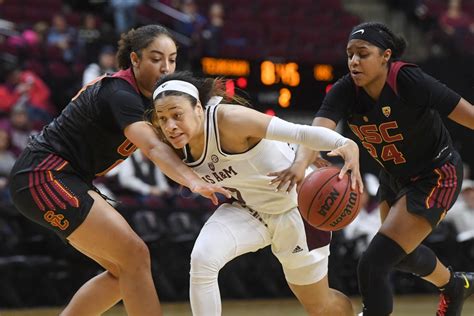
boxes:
[1,296,474,316]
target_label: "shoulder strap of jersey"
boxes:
[386,61,417,96]
[111,68,140,94]
[183,104,216,166]
[71,68,139,102]
[207,103,222,156]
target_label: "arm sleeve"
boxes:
[397,66,461,116]
[316,74,356,122]
[266,117,348,151]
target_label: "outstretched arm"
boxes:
[268,117,338,192]
[219,105,363,192]
[265,116,363,192]
[125,121,231,204]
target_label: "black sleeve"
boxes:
[316,74,356,123]
[397,66,461,116]
[101,80,147,130]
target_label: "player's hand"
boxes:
[327,139,364,193]
[190,181,232,205]
[267,161,308,193]
[313,156,331,168]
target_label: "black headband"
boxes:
[348,27,392,51]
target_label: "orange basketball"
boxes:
[298,166,361,231]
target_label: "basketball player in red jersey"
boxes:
[9,25,230,316]
[270,22,474,316]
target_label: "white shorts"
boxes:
[196,202,331,285]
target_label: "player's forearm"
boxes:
[266,117,348,151]
[148,142,200,189]
[294,145,319,169]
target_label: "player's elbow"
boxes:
[462,116,474,130]
[467,118,474,130]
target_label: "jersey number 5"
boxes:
[96,139,137,176]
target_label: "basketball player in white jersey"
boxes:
[149,71,364,316]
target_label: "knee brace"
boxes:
[395,244,437,277]
[357,233,407,316]
[284,257,328,286]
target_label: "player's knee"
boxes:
[119,236,151,270]
[290,287,329,315]
[357,243,382,281]
[395,244,437,277]
[358,233,407,280]
[312,290,353,316]
[190,227,234,276]
[107,267,120,279]
[100,260,120,278]
[283,258,327,286]
[301,292,353,316]
[190,243,222,279]
[302,303,327,316]
[330,289,354,316]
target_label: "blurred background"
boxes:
[0,0,473,311]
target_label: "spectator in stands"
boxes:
[446,180,474,242]
[175,0,207,36]
[77,13,103,64]
[110,0,141,36]
[202,2,225,56]
[5,27,40,51]
[47,14,77,62]
[0,104,39,157]
[116,149,176,207]
[0,129,16,200]
[82,45,117,85]
[32,21,49,47]
[387,0,435,31]
[438,0,474,54]
[0,62,54,123]
[174,0,207,67]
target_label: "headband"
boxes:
[348,27,392,51]
[153,80,199,101]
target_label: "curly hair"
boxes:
[116,24,176,69]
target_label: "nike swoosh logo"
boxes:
[352,29,364,36]
[462,274,470,289]
[434,146,449,160]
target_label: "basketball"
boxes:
[298,166,361,231]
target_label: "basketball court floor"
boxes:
[2,296,474,315]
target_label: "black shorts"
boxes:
[9,148,95,239]
[377,151,463,228]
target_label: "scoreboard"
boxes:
[199,57,347,115]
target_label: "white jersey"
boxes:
[184,103,299,214]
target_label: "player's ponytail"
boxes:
[391,34,407,60]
